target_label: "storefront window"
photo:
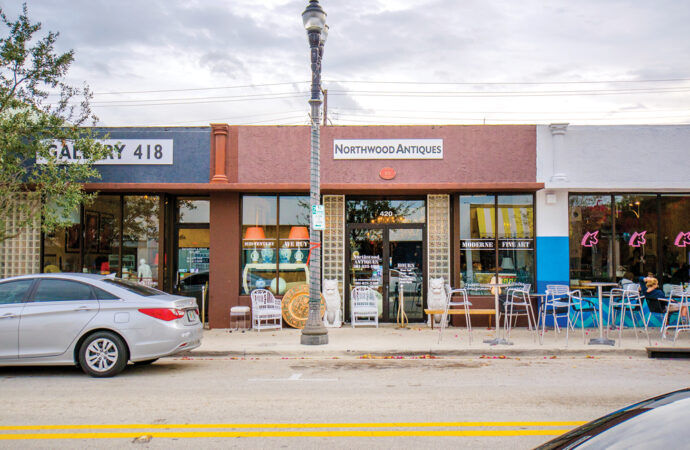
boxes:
[459,195,535,293]
[569,195,612,283]
[241,195,309,295]
[42,207,80,273]
[179,199,210,223]
[660,195,690,289]
[459,195,496,291]
[123,195,160,287]
[346,199,425,224]
[278,196,310,294]
[497,195,534,287]
[614,195,657,281]
[83,195,121,275]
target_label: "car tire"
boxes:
[78,331,128,378]
[132,358,159,366]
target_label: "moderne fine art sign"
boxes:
[38,139,174,165]
[333,139,443,160]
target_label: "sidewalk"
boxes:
[184,324,688,358]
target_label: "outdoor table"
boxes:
[480,282,516,345]
[587,282,619,346]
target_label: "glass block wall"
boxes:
[427,194,451,283]
[0,194,41,278]
[323,195,345,302]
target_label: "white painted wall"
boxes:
[535,189,569,237]
[537,125,690,190]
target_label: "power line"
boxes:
[91,81,308,95]
[326,77,690,86]
[329,86,690,98]
[46,77,690,98]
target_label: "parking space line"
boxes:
[0,421,586,431]
[0,429,572,440]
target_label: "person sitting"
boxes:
[620,271,635,287]
[643,276,666,314]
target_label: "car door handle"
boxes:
[74,306,92,312]
[0,313,16,319]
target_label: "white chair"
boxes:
[538,284,571,344]
[608,285,650,346]
[350,287,379,328]
[250,289,282,331]
[661,287,690,343]
[502,285,537,342]
[438,284,472,344]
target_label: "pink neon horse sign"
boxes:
[581,231,599,247]
[628,231,647,247]
[674,231,690,247]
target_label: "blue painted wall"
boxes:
[536,236,569,293]
[91,127,210,184]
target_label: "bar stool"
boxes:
[230,306,250,330]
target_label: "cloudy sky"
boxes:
[4,0,690,127]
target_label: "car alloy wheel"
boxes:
[78,331,128,377]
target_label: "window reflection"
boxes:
[614,195,657,281]
[569,195,612,283]
[346,199,425,224]
[241,195,310,295]
[459,195,534,293]
[123,195,159,287]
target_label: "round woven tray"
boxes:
[281,284,325,329]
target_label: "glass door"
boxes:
[349,228,384,320]
[388,228,424,322]
[347,224,426,322]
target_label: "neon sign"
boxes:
[581,231,599,247]
[628,231,647,247]
[673,231,690,247]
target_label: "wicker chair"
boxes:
[250,289,282,331]
[350,287,379,328]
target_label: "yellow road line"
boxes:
[0,421,585,431]
[0,429,571,440]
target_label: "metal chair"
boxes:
[250,289,282,331]
[538,284,571,344]
[567,289,600,344]
[438,284,472,344]
[350,286,379,328]
[661,287,690,343]
[502,285,537,341]
[608,285,650,346]
[608,283,641,328]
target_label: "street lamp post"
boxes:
[301,0,328,345]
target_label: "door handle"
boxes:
[0,313,16,319]
[74,306,91,312]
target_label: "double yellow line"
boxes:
[0,421,584,440]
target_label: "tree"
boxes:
[0,3,109,243]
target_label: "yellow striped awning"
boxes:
[476,206,533,238]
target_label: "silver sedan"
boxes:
[0,273,202,377]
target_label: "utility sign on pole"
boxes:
[312,205,325,231]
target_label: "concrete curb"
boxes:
[177,347,649,358]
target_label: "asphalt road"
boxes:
[0,355,688,449]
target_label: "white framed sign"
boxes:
[39,139,174,165]
[312,205,325,231]
[333,139,443,160]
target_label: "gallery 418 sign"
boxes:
[38,139,174,165]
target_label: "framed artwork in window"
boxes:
[85,211,99,253]
[65,224,81,253]
[99,213,114,253]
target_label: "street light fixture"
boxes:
[301,0,328,345]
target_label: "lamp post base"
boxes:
[301,324,329,345]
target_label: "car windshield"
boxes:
[103,278,165,297]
